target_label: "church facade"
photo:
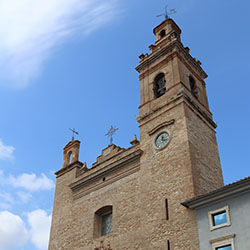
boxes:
[49,18,227,250]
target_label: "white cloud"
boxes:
[0,0,120,88]
[0,211,29,250]
[27,209,52,250]
[9,173,54,192]
[0,139,15,160]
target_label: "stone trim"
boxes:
[209,234,235,244]
[137,90,215,130]
[136,41,207,82]
[210,234,235,250]
[72,165,140,200]
[138,51,176,80]
[55,161,83,177]
[208,206,231,231]
[148,119,175,135]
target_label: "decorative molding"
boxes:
[55,161,83,177]
[92,144,125,168]
[72,165,140,200]
[136,40,207,82]
[137,89,215,131]
[209,234,235,244]
[70,149,142,198]
[148,119,175,136]
[138,51,175,80]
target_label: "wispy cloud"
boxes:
[0,0,121,88]
[17,191,32,203]
[0,192,15,204]
[9,173,54,192]
[0,139,15,160]
[0,202,11,210]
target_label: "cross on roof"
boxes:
[156,5,176,20]
[105,125,118,145]
[69,128,79,141]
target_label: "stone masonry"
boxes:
[49,18,224,250]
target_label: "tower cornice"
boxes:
[137,90,216,129]
[136,41,207,81]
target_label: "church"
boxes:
[48,16,249,250]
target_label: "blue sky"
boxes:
[0,0,249,249]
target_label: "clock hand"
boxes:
[161,135,167,141]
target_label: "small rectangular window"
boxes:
[212,211,227,226]
[216,245,232,250]
[208,206,230,230]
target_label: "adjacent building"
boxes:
[182,177,250,250]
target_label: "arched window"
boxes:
[153,73,166,98]
[94,206,113,237]
[189,75,198,98]
[160,29,166,38]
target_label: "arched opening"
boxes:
[94,206,113,237]
[189,75,198,98]
[68,151,72,165]
[153,73,166,98]
[160,29,166,38]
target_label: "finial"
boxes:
[69,128,79,141]
[130,134,139,146]
[105,125,119,145]
[156,5,176,20]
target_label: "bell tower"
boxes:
[136,18,224,249]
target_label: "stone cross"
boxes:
[105,125,118,145]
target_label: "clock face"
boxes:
[155,132,170,149]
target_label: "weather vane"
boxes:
[69,128,79,141]
[156,5,176,20]
[105,125,118,145]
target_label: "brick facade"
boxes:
[49,18,224,250]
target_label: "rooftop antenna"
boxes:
[156,5,176,20]
[69,128,79,141]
